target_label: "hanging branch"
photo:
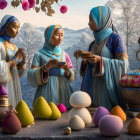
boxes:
[0,0,68,16]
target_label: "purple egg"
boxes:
[99,115,123,136]
[92,106,110,126]
[57,104,67,113]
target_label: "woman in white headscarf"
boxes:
[0,15,26,107]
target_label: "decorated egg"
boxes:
[64,127,71,135]
[110,105,126,122]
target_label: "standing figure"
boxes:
[0,15,26,107]
[75,6,129,111]
[27,25,74,108]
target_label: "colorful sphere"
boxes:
[92,106,110,126]
[22,0,29,11]
[64,127,71,135]
[28,0,35,8]
[57,104,66,113]
[60,5,68,14]
[0,0,7,10]
[99,115,123,136]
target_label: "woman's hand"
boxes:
[58,62,70,76]
[74,50,83,59]
[8,60,15,68]
[14,48,25,61]
[86,55,101,63]
[41,59,59,72]
[47,59,59,68]
[17,56,26,70]
[57,62,70,76]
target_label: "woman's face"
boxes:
[5,22,20,38]
[88,14,98,31]
[50,29,63,46]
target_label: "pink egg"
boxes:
[92,106,110,126]
[99,115,123,136]
[22,0,29,11]
[60,5,68,14]
[0,0,7,10]
[57,104,66,113]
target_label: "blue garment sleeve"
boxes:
[99,33,129,110]
[27,52,48,87]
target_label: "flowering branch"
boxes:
[0,0,68,16]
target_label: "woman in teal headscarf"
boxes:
[27,25,74,108]
[75,6,129,111]
[0,15,26,107]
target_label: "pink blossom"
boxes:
[60,5,68,14]
[28,0,35,8]
[22,0,29,11]
[0,0,7,10]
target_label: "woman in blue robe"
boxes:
[27,25,74,108]
[76,6,129,111]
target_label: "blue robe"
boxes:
[81,32,129,111]
[27,51,74,109]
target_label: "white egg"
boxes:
[69,115,85,131]
[70,91,91,108]
[68,108,92,126]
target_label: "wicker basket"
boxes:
[121,88,140,105]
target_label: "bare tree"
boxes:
[106,0,140,48]
[13,23,44,69]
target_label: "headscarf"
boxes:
[90,6,117,43]
[0,15,19,37]
[39,25,63,59]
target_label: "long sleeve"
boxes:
[95,33,129,108]
[95,33,129,77]
[18,64,26,78]
[0,41,11,83]
[0,60,11,83]
[64,52,74,82]
[80,60,88,77]
[27,52,49,87]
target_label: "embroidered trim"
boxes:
[62,78,66,106]
[58,77,62,103]
[99,6,102,21]
[35,70,39,85]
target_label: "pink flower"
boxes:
[60,5,68,14]
[22,0,29,11]
[28,0,35,8]
[0,0,7,10]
